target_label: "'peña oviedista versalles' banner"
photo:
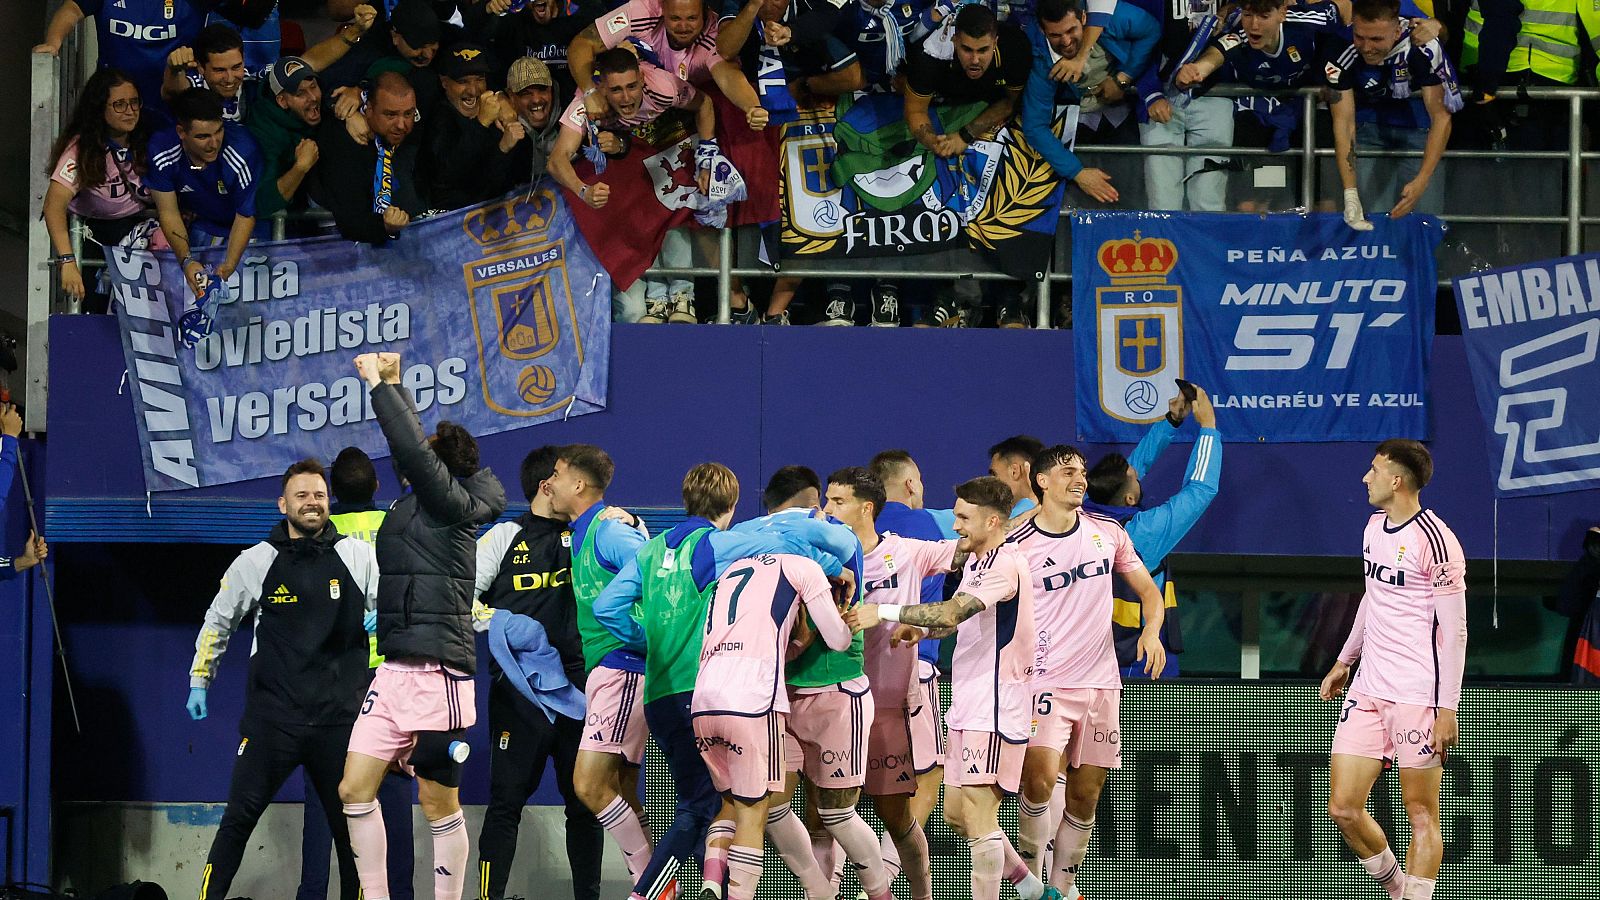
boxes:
[110,188,611,492]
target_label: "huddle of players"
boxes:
[187,347,1465,900]
[569,439,1467,900]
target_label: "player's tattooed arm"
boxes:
[948,548,972,572]
[898,592,986,629]
[922,625,957,639]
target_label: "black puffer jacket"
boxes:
[371,382,507,672]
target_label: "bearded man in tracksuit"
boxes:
[187,457,380,900]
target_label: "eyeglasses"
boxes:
[108,97,142,114]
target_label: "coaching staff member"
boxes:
[187,458,379,900]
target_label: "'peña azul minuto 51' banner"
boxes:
[110,188,611,492]
[1071,211,1444,443]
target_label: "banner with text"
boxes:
[111,189,611,492]
[1071,211,1443,443]
[1453,253,1600,497]
[778,94,1066,280]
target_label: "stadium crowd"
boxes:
[35,0,1592,324]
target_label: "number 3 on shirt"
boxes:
[706,566,755,632]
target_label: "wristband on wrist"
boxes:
[958,126,976,143]
[181,256,197,269]
[51,253,76,266]
[880,604,902,623]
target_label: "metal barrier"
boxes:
[27,73,1596,427]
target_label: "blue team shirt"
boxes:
[145,123,261,235]
[1211,1,1346,88]
[78,0,211,115]
[1325,36,1447,129]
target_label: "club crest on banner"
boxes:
[644,138,702,211]
[463,189,586,418]
[1095,231,1184,423]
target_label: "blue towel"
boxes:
[488,610,587,723]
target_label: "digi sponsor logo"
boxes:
[108,19,178,40]
[1041,559,1112,592]
[1363,560,1406,586]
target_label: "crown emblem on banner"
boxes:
[464,192,556,246]
[1097,231,1178,284]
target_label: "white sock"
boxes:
[1359,847,1407,900]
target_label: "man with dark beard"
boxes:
[186,458,380,900]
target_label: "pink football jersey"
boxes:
[693,554,852,716]
[1340,510,1468,709]
[946,543,1036,741]
[861,534,958,709]
[1006,512,1142,689]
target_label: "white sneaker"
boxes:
[668,291,697,324]
[820,296,855,326]
[638,299,669,324]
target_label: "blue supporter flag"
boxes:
[1072,211,1443,443]
[1453,253,1600,497]
[108,189,612,492]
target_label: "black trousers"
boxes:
[201,719,359,900]
[477,677,603,900]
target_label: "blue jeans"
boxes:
[1355,121,1443,216]
[635,692,722,898]
[298,770,415,900]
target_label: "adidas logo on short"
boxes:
[435,866,452,876]
[896,771,911,782]
[831,768,845,778]
[590,731,604,741]
[967,764,979,774]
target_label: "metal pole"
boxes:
[1035,267,1051,329]
[717,227,733,324]
[67,216,84,316]
[1568,94,1584,257]
[272,212,287,243]
[1300,91,1316,210]
[12,440,80,734]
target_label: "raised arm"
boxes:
[365,364,489,526]
[302,4,377,71]
[566,24,608,99]
[718,0,765,58]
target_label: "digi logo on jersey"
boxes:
[1094,232,1185,423]
[1363,559,1406,586]
[1041,558,1112,591]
